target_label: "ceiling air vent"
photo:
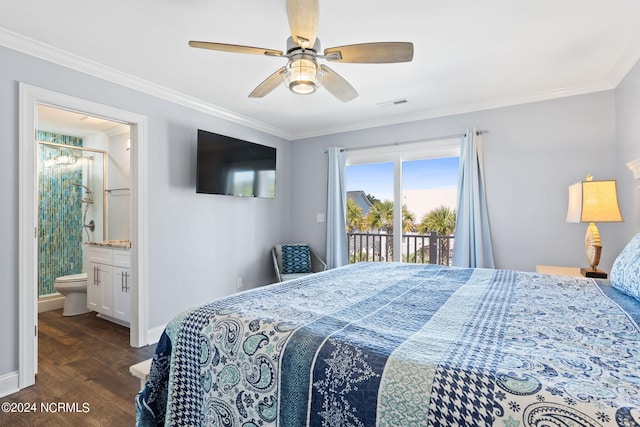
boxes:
[376,98,408,107]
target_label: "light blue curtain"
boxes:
[452,130,495,268]
[326,147,348,269]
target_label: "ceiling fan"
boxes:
[188,0,414,102]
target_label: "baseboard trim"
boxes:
[146,324,166,346]
[38,295,64,313]
[0,371,19,398]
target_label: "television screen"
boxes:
[196,129,276,198]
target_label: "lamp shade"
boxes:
[566,179,623,223]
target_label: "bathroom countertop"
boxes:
[84,240,131,249]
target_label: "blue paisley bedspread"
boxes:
[136,262,640,426]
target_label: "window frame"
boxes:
[345,137,461,262]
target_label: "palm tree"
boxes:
[419,206,456,265]
[402,204,416,233]
[419,205,456,235]
[366,200,394,232]
[366,200,394,260]
[346,198,365,233]
[364,201,417,261]
[364,201,418,233]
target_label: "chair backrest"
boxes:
[273,243,313,275]
[272,243,327,282]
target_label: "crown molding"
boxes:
[0,27,293,140]
[2,26,637,143]
[607,29,640,87]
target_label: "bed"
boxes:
[136,247,640,426]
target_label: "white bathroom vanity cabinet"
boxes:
[86,243,131,326]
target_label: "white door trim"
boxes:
[18,83,149,389]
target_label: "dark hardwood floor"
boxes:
[1,310,156,427]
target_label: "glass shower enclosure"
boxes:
[38,138,106,298]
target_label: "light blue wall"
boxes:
[615,58,640,241]
[290,91,621,273]
[0,45,292,377]
[1,41,639,384]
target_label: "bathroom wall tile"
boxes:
[37,131,84,296]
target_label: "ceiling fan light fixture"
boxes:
[284,54,321,95]
[189,1,414,102]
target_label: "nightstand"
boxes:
[535,265,583,277]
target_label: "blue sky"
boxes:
[346,157,459,202]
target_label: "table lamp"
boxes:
[566,176,623,278]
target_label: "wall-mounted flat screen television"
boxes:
[196,129,276,198]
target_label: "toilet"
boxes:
[54,273,90,316]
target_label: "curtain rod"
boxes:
[325,129,489,153]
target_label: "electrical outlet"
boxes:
[236,277,243,289]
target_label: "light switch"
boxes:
[316,213,325,223]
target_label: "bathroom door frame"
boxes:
[18,83,149,389]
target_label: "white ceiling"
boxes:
[37,105,130,137]
[3,1,640,140]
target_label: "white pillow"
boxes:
[610,233,640,301]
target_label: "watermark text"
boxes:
[2,401,90,413]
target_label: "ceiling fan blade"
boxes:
[324,42,414,63]
[189,41,283,56]
[248,67,286,98]
[286,0,318,49]
[320,65,358,103]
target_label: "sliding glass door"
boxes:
[345,138,460,264]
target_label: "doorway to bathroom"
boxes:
[36,107,128,312]
[37,129,106,308]
[18,83,149,390]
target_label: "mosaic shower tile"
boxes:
[38,132,84,297]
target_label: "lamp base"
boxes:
[580,267,608,279]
